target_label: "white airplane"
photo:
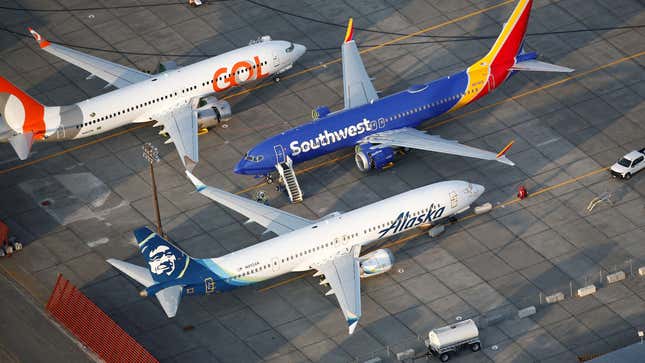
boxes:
[107,171,485,334]
[0,30,305,169]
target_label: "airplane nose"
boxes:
[293,43,306,60]
[472,183,485,197]
[234,159,247,174]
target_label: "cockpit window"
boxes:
[285,42,294,53]
[244,153,264,162]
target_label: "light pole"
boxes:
[142,143,163,236]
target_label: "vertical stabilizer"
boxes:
[478,0,533,69]
[0,76,47,159]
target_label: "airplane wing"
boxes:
[314,245,362,334]
[186,171,313,235]
[152,101,199,170]
[29,28,151,88]
[364,127,515,166]
[342,19,378,109]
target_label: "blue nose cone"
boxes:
[234,158,248,174]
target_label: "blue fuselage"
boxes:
[234,66,494,175]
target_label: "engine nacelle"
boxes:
[354,143,395,172]
[196,96,232,129]
[359,249,394,278]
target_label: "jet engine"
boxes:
[359,249,394,278]
[354,143,395,172]
[196,96,232,129]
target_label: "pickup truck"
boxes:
[610,148,645,179]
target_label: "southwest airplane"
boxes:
[0,31,305,169]
[107,171,485,334]
[234,0,572,201]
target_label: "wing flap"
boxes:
[186,171,313,235]
[153,102,199,170]
[315,245,362,334]
[365,127,515,166]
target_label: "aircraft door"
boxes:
[274,144,286,164]
[271,257,279,272]
[449,191,458,209]
[272,50,280,69]
[487,74,496,91]
[56,125,65,140]
[204,277,215,294]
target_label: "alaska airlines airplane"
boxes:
[107,171,485,334]
[0,31,305,169]
[234,0,572,201]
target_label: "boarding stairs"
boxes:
[276,156,303,203]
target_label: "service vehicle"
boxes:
[610,148,645,179]
[426,319,481,362]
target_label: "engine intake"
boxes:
[359,249,394,278]
[196,96,232,129]
[355,143,394,172]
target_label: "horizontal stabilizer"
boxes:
[156,285,182,318]
[107,258,154,287]
[9,132,34,160]
[511,60,574,73]
[107,258,182,318]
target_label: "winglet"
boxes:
[344,18,354,43]
[494,140,515,166]
[348,318,359,334]
[27,28,50,48]
[496,140,515,159]
[185,170,206,192]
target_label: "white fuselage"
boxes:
[209,181,484,284]
[40,40,300,141]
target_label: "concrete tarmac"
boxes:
[0,271,93,363]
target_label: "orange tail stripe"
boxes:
[0,76,46,139]
[344,18,354,43]
[496,140,515,158]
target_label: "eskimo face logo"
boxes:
[148,245,177,276]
